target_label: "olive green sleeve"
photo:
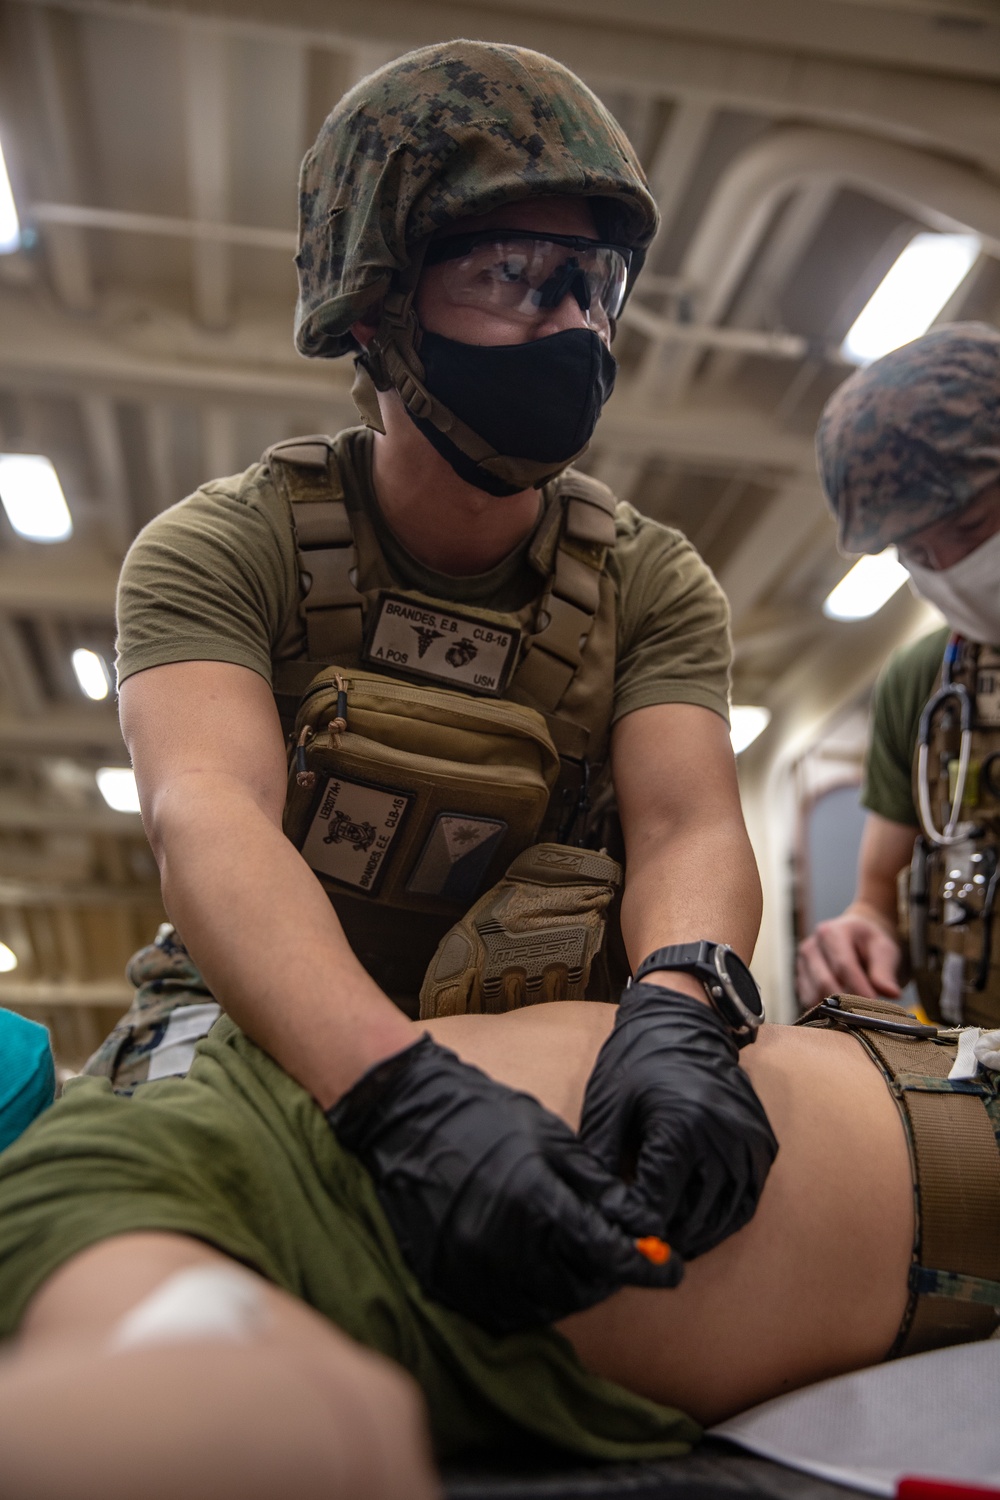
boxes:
[115,465,300,689]
[861,626,949,827]
[609,506,731,726]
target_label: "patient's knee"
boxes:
[11,1236,439,1499]
[0,1336,437,1500]
[20,1231,242,1346]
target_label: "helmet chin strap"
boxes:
[350,361,387,436]
[352,242,588,495]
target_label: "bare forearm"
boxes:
[851,819,915,937]
[843,896,898,938]
[619,815,762,999]
[611,703,762,1001]
[152,774,414,1108]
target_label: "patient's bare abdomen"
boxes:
[425,1005,914,1424]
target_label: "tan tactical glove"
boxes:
[419,843,622,1019]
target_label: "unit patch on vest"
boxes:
[406,813,507,903]
[976,648,1000,727]
[363,593,520,696]
[300,776,412,895]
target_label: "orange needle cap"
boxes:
[635,1235,671,1265]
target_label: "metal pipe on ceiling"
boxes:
[621,301,841,360]
[28,203,298,252]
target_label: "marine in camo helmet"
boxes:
[817,323,1000,554]
[293,40,658,494]
[295,40,657,358]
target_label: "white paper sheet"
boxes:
[710,1340,1000,1495]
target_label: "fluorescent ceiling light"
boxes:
[96,767,141,814]
[0,942,17,973]
[731,705,771,755]
[0,138,19,254]
[0,455,73,542]
[72,648,111,701]
[823,547,909,621]
[841,232,980,366]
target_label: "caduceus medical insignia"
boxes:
[411,625,444,659]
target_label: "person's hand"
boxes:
[795,910,901,1010]
[327,1034,684,1335]
[578,986,777,1260]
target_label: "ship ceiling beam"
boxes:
[14,0,1000,171]
[716,479,833,631]
[20,5,98,313]
[180,22,234,330]
[80,394,135,556]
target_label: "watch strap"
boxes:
[634,942,714,983]
[633,941,763,1048]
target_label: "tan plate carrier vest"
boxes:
[266,436,623,1005]
[903,639,1000,1027]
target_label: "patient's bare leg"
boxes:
[1,1232,439,1500]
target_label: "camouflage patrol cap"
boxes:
[817,323,1000,554]
[294,39,658,360]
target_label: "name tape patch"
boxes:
[363,593,520,696]
[301,776,412,895]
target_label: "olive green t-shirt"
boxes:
[861,626,949,828]
[116,427,732,726]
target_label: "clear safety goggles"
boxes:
[422,229,633,331]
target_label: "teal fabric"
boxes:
[0,1009,55,1152]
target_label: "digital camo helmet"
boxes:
[294,39,658,494]
[817,323,1000,554]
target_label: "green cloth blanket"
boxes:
[0,1016,698,1462]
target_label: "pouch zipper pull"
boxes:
[295,725,316,789]
[328,673,347,748]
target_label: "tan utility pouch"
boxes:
[283,667,561,914]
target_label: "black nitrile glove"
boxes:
[579,986,778,1260]
[327,1034,684,1335]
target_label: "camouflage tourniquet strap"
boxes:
[800,994,1000,1357]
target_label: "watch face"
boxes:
[631,943,764,1036]
[713,946,764,1025]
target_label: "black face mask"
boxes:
[409,328,618,496]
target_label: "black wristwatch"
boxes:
[632,941,764,1046]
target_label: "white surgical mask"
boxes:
[905,527,1000,644]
